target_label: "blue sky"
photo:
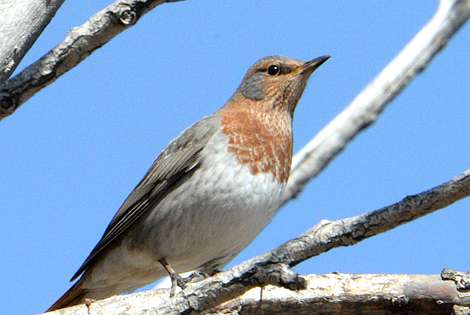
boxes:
[1,1,469,314]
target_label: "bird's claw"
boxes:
[159,258,190,297]
[169,272,187,297]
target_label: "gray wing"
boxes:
[71,115,220,281]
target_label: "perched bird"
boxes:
[48,55,329,311]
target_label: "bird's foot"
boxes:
[170,272,187,297]
[84,298,95,313]
[159,258,187,297]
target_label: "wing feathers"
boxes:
[70,115,220,281]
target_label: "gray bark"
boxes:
[0,0,64,81]
[43,273,470,314]
[209,272,470,315]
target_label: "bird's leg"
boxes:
[84,298,95,313]
[158,258,186,297]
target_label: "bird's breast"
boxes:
[97,126,289,281]
[219,108,293,183]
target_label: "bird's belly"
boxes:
[85,133,286,290]
[133,135,285,272]
[141,157,284,272]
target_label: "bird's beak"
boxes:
[300,55,330,75]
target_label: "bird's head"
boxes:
[232,55,329,115]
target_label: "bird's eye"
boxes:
[267,65,280,76]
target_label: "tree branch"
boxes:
[209,273,470,315]
[45,272,470,315]
[272,169,470,268]
[44,169,470,314]
[0,0,184,120]
[282,0,470,205]
[0,0,64,81]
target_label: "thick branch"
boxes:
[282,0,470,205]
[44,169,470,314]
[0,0,183,120]
[45,273,470,315]
[0,0,64,81]
[211,274,470,315]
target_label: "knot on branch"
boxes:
[116,4,138,26]
[246,262,306,291]
[0,91,16,118]
[442,268,470,291]
[391,294,410,307]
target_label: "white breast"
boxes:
[143,129,285,270]
[84,129,286,292]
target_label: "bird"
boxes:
[48,55,329,311]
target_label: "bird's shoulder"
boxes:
[130,114,222,201]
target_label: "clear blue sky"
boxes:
[2,1,469,314]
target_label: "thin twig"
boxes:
[0,0,184,120]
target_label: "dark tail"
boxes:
[47,279,87,312]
